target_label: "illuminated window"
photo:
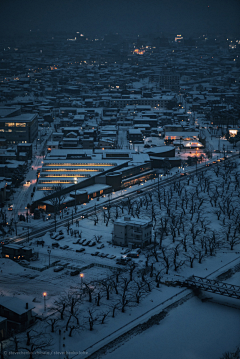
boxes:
[5,123,15,127]
[38,205,46,210]
[5,255,9,258]
[16,123,26,127]
[0,129,4,132]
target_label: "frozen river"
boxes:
[103,294,240,359]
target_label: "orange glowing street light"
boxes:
[43,292,47,311]
[80,273,84,290]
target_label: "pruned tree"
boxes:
[19,330,53,359]
[87,309,98,331]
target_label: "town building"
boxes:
[2,244,34,261]
[113,216,152,248]
[0,114,38,144]
[0,297,36,333]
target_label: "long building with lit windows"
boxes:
[37,158,125,191]
[0,114,38,144]
[31,148,159,212]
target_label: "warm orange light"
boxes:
[80,273,84,278]
[43,292,47,297]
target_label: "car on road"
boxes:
[70,270,80,276]
[107,254,116,259]
[136,190,143,194]
[53,266,64,272]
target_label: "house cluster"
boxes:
[0,32,239,210]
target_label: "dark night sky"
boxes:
[0,0,239,37]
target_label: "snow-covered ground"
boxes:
[1,156,240,359]
[102,293,240,359]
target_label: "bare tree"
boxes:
[87,309,98,331]
[19,330,53,359]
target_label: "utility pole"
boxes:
[54,209,57,232]
[75,188,77,213]
[47,249,51,267]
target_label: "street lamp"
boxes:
[43,292,47,311]
[80,273,84,290]
[47,249,51,267]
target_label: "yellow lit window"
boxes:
[38,205,46,210]
[5,123,15,127]
[16,123,26,127]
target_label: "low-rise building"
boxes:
[0,297,36,333]
[2,244,34,261]
[113,216,152,248]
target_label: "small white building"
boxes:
[113,216,152,248]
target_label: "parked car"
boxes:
[52,242,59,248]
[76,248,85,253]
[54,266,64,272]
[121,248,131,255]
[91,251,99,256]
[97,243,104,249]
[83,240,91,246]
[60,245,69,250]
[20,260,30,266]
[127,252,139,258]
[108,254,116,259]
[88,240,96,247]
[116,256,131,265]
[70,270,80,276]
